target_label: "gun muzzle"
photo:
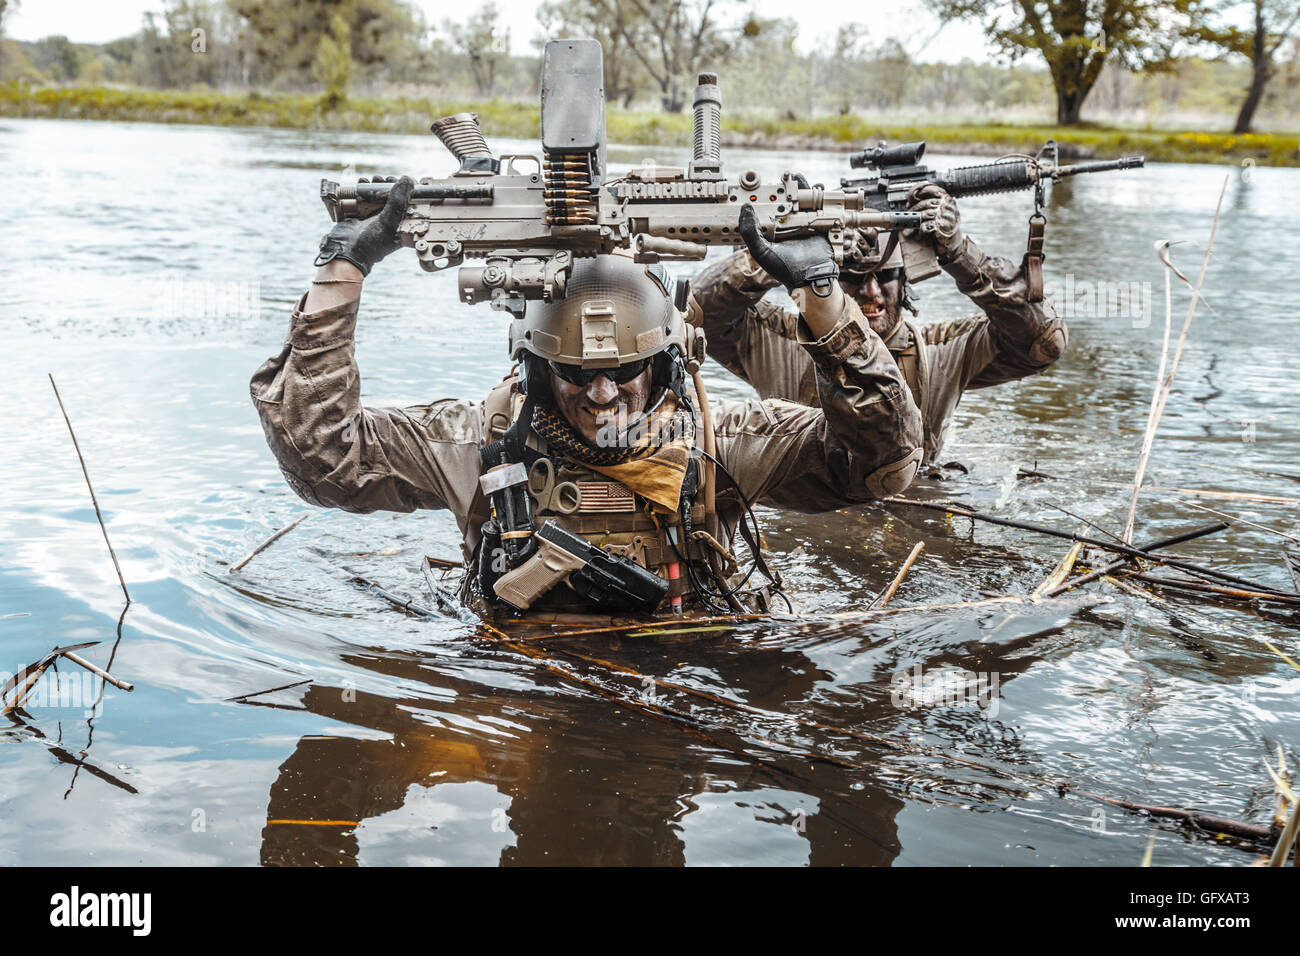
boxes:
[850,141,926,170]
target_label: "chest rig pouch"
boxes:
[472,382,703,616]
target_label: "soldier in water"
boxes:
[688,184,1067,468]
[250,177,924,620]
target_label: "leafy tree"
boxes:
[537,0,651,106]
[230,0,421,88]
[313,12,355,106]
[445,2,509,96]
[926,0,1196,124]
[1187,0,1300,132]
[599,0,746,112]
[31,34,81,81]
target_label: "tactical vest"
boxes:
[464,375,716,620]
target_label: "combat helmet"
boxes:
[509,253,686,370]
[842,227,904,276]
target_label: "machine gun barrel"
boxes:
[320,180,496,222]
[314,41,926,312]
[1054,155,1146,178]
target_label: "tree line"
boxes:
[0,0,1296,131]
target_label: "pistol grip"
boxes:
[491,535,587,611]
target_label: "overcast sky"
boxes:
[7,0,1000,63]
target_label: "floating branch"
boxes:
[1,642,133,716]
[1065,786,1280,849]
[1044,523,1229,598]
[230,513,312,573]
[225,678,313,703]
[347,573,442,619]
[1123,572,1300,608]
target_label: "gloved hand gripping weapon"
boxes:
[318,39,921,317]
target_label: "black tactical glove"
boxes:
[314,175,414,276]
[907,183,963,260]
[738,203,839,297]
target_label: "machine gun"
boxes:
[319,38,920,316]
[840,140,1145,283]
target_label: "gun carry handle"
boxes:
[491,533,587,611]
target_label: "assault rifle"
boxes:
[319,38,920,317]
[840,139,1145,282]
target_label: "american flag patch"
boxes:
[576,481,636,513]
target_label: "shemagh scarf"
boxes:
[531,390,696,512]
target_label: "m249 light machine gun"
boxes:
[318,38,921,317]
[839,140,1146,295]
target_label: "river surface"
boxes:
[1,117,1297,866]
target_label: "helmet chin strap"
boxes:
[900,276,919,316]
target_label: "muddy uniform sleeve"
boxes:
[713,296,923,513]
[921,236,1068,398]
[690,249,820,405]
[249,293,484,521]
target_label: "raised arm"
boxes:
[249,178,484,522]
[688,249,819,405]
[910,185,1067,391]
[713,207,923,512]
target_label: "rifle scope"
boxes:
[850,141,926,170]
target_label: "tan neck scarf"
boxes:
[531,391,696,512]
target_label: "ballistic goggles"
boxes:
[548,356,653,387]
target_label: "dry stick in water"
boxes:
[1121,180,1229,543]
[1067,788,1278,847]
[1123,572,1300,607]
[230,513,312,573]
[1178,500,1300,548]
[1044,522,1228,598]
[60,651,133,691]
[870,542,925,609]
[1019,468,1300,506]
[1284,551,1300,594]
[1032,541,1084,600]
[49,374,130,605]
[1123,242,1174,543]
[890,497,1289,597]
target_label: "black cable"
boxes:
[677,448,786,608]
[700,448,792,610]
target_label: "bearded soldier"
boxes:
[251,178,923,621]
[687,184,1067,467]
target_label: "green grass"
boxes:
[2,82,1297,167]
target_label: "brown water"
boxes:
[1,117,1297,865]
